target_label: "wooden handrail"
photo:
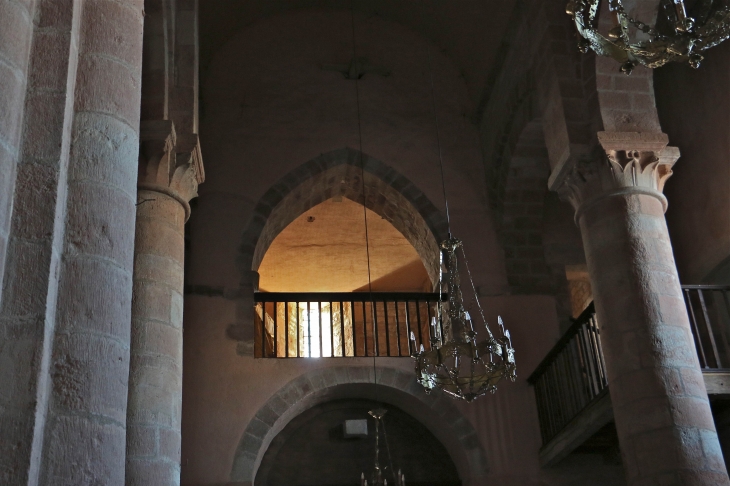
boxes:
[527,302,596,384]
[254,291,448,303]
[254,291,447,359]
[529,285,730,446]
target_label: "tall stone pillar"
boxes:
[125,120,203,485]
[38,0,145,484]
[0,0,80,482]
[558,132,729,485]
[0,0,36,297]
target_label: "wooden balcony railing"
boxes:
[254,292,447,358]
[529,285,730,447]
[528,303,608,445]
[682,285,730,369]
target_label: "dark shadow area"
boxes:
[352,259,432,292]
[572,421,621,466]
[255,398,461,486]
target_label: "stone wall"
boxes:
[180,290,628,485]
[255,399,460,486]
[243,149,446,289]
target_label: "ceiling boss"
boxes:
[567,0,730,73]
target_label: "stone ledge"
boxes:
[539,371,730,467]
[230,366,489,483]
[703,370,730,397]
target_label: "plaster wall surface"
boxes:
[258,198,430,292]
[198,1,517,108]
[181,8,630,486]
[255,399,460,485]
[191,10,507,296]
[181,290,624,485]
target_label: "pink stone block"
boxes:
[50,332,130,423]
[43,415,126,486]
[56,257,133,339]
[65,181,136,265]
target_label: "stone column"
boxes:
[0,1,82,483]
[557,132,729,485]
[37,0,145,484]
[125,120,203,485]
[0,0,36,297]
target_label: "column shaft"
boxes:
[580,193,728,484]
[125,0,205,469]
[125,119,202,485]
[0,0,36,297]
[38,0,144,484]
[556,132,730,485]
[0,1,81,483]
[126,190,186,485]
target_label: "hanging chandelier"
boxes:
[567,0,730,73]
[410,238,517,402]
[360,408,406,486]
[404,36,517,403]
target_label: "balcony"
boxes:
[528,285,730,467]
[254,292,446,358]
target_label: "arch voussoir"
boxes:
[238,147,447,289]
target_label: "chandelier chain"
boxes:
[349,0,379,399]
[426,42,451,238]
[381,417,397,484]
[460,245,493,340]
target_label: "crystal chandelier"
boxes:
[410,238,517,402]
[407,40,517,403]
[360,408,406,486]
[567,0,730,72]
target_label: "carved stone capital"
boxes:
[175,133,205,186]
[138,120,205,221]
[553,132,680,222]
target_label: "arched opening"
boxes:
[230,367,488,485]
[238,149,449,358]
[238,148,447,290]
[255,398,461,486]
[255,196,434,358]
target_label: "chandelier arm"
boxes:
[611,0,661,37]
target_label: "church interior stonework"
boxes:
[1,0,730,485]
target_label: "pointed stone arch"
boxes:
[230,366,489,486]
[237,147,448,289]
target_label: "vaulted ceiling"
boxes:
[258,198,431,292]
[199,0,518,110]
